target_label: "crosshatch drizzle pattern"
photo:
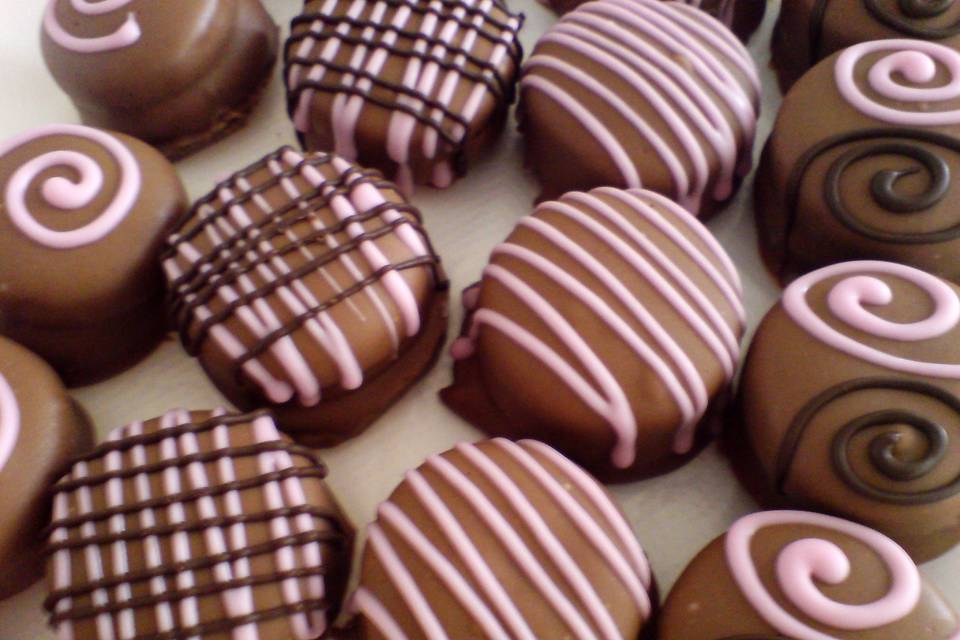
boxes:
[284,0,524,190]
[162,148,446,408]
[43,409,351,640]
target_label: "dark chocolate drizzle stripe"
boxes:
[781,128,960,275]
[163,149,446,387]
[45,504,333,551]
[776,377,960,505]
[47,530,341,604]
[235,255,441,372]
[44,466,328,530]
[45,411,350,635]
[46,567,330,625]
[287,14,514,99]
[864,0,960,38]
[55,599,330,640]
[283,0,523,165]
[810,0,959,66]
[55,410,322,468]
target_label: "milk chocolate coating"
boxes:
[0,125,187,385]
[44,409,354,640]
[0,336,92,600]
[773,0,960,92]
[283,0,524,194]
[40,0,279,159]
[517,0,760,215]
[441,187,745,481]
[343,438,657,639]
[163,148,449,447]
[544,0,766,41]
[659,510,960,639]
[736,261,960,561]
[756,42,960,285]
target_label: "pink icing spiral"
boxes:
[0,372,20,473]
[1,124,141,250]
[43,0,141,54]
[836,39,960,126]
[725,511,922,640]
[782,261,960,378]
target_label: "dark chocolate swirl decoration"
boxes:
[776,378,960,505]
[784,128,960,248]
[864,0,960,38]
[809,0,960,65]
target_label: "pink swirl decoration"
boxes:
[43,0,141,54]
[783,261,960,378]
[725,511,921,640]
[0,372,19,473]
[1,124,141,250]
[836,39,960,126]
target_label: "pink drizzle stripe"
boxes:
[725,511,923,640]
[457,442,622,639]
[426,454,597,637]
[521,440,651,586]
[493,439,652,617]
[0,373,20,473]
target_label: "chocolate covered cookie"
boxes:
[659,510,960,639]
[284,0,524,194]
[0,123,187,385]
[517,0,760,214]
[344,438,656,639]
[773,0,960,91]
[163,147,448,446]
[41,0,278,159]
[442,187,745,480]
[757,39,960,285]
[44,409,354,640]
[737,260,960,561]
[544,0,766,41]
[0,337,92,600]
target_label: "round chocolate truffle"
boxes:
[773,0,960,91]
[659,510,960,639]
[757,39,960,285]
[283,0,524,194]
[44,409,354,640]
[544,0,766,42]
[517,0,760,215]
[0,336,92,600]
[344,438,656,639]
[442,187,745,480]
[0,123,187,385]
[737,260,960,561]
[40,0,278,159]
[163,147,449,447]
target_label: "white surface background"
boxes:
[0,0,957,638]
